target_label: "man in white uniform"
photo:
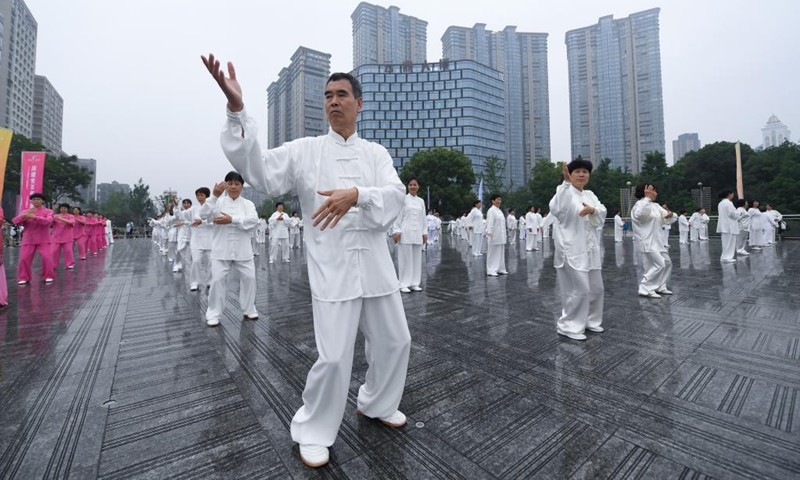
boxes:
[289,211,302,248]
[688,209,702,242]
[485,194,508,276]
[467,200,484,256]
[699,208,710,241]
[189,187,213,291]
[525,206,539,252]
[506,208,517,245]
[716,190,739,263]
[614,211,625,243]
[765,205,782,245]
[631,184,674,298]
[678,210,690,245]
[425,209,436,249]
[203,56,410,468]
[269,202,291,263]
[734,200,750,256]
[198,172,260,325]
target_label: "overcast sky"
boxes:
[28,0,800,201]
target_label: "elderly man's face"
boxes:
[325,79,362,134]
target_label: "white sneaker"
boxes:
[487,272,498,277]
[244,313,259,320]
[557,329,587,341]
[656,289,673,295]
[45,278,54,283]
[638,290,661,298]
[737,250,750,256]
[206,318,219,327]
[299,444,329,468]
[410,286,422,292]
[399,287,411,293]
[172,266,180,273]
[17,280,29,285]
[190,283,198,291]
[358,410,407,427]
[586,326,604,333]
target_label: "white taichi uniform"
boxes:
[189,204,213,288]
[105,219,114,245]
[631,197,673,296]
[688,212,702,242]
[269,210,291,262]
[289,216,302,248]
[256,218,267,244]
[765,209,781,245]
[748,208,766,248]
[198,192,259,323]
[700,213,710,240]
[535,212,544,243]
[485,205,507,275]
[506,213,517,245]
[393,193,426,289]
[614,214,625,242]
[549,181,606,335]
[220,109,411,448]
[467,207,484,255]
[735,207,750,253]
[678,214,690,244]
[541,214,554,239]
[426,213,436,247]
[518,215,527,242]
[175,207,193,270]
[716,198,740,262]
[525,211,539,251]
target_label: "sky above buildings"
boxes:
[28,0,800,201]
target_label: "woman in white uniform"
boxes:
[485,194,508,276]
[631,183,674,298]
[614,211,625,242]
[392,177,427,293]
[678,210,690,245]
[506,208,517,245]
[525,206,539,252]
[549,159,606,341]
[734,199,750,256]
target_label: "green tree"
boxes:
[128,178,154,224]
[100,189,132,227]
[43,154,93,204]
[399,148,476,217]
[588,158,635,216]
[479,156,507,203]
[525,158,562,211]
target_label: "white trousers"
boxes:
[525,231,536,251]
[768,226,776,244]
[271,237,290,262]
[190,248,212,286]
[700,226,709,240]
[640,250,672,293]
[167,241,177,261]
[762,228,772,245]
[206,259,257,322]
[486,244,507,275]
[471,233,483,255]
[176,241,191,268]
[290,231,301,248]
[397,243,422,288]
[520,228,526,240]
[535,232,542,243]
[614,228,623,242]
[679,229,688,244]
[750,229,764,247]
[556,264,603,334]
[256,230,265,244]
[661,229,670,246]
[736,231,749,251]
[720,233,738,261]
[508,229,516,245]
[251,234,259,255]
[291,293,411,446]
[690,228,700,242]
[106,232,114,244]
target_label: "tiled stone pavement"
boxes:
[1,234,798,479]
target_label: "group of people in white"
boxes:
[199,56,790,469]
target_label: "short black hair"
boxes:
[224,171,244,184]
[195,187,211,197]
[327,72,362,99]
[72,206,82,214]
[182,198,192,206]
[679,209,687,214]
[634,183,655,199]
[734,199,746,208]
[29,192,46,201]
[473,199,482,206]
[490,194,501,201]
[567,158,593,174]
[718,189,733,199]
[58,203,70,210]
[292,211,298,216]
[275,202,284,208]
[407,176,419,186]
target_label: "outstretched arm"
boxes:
[201,54,243,113]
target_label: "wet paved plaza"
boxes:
[1,234,798,479]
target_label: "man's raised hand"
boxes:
[201,53,244,112]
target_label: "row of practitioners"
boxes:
[451,204,554,251]
[4,193,113,288]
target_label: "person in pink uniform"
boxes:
[72,207,88,260]
[12,192,55,284]
[85,211,98,255]
[96,213,107,250]
[0,207,7,307]
[52,203,76,269]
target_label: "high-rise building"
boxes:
[0,0,38,138]
[672,133,701,163]
[97,181,131,206]
[443,24,550,185]
[267,47,331,148]
[32,75,63,154]
[761,115,791,149]
[354,59,505,176]
[75,158,97,207]
[351,2,427,70]
[566,8,664,174]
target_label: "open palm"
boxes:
[201,53,243,112]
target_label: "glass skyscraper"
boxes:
[353,60,505,176]
[443,25,550,186]
[566,8,664,174]
[351,2,428,70]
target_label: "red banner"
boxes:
[18,151,46,214]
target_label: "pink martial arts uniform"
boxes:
[52,213,75,269]
[86,218,98,255]
[95,220,106,250]
[0,208,7,305]
[12,206,55,283]
[73,214,87,259]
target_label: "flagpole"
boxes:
[735,142,743,199]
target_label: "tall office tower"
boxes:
[32,75,63,154]
[0,0,38,138]
[351,2,427,70]
[443,24,550,185]
[267,47,331,148]
[672,133,701,163]
[566,8,664,173]
[354,59,505,176]
[75,158,97,206]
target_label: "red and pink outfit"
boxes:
[73,214,87,259]
[12,206,55,283]
[86,217,98,255]
[0,208,7,306]
[52,213,75,269]
[97,221,108,249]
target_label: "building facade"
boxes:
[75,158,97,207]
[351,2,427,70]
[672,133,700,163]
[761,115,791,149]
[443,24,550,185]
[353,59,505,176]
[566,8,664,174]
[97,181,130,206]
[32,75,63,153]
[266,47,331,148]
[0,0,38,138]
